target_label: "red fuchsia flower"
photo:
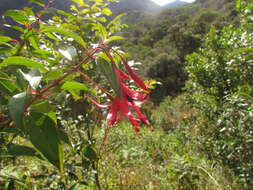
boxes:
[87,65,150,133]
[123,61,149,92]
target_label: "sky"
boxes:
[151,0,195,6]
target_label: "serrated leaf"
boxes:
[25,112,64,171]
[4,10,29,25]
[8,92,31,128]
[1,57,47,72]
[41,26,86,47]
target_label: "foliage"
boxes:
[185,0,253,185]
[120,0,237,102]
[0,0,152,189]
[151,94,194,131]
[95,122,242,190]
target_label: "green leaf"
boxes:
[28,36,39,50]
[230,47,253,57]
[107,36,124,43]
[43,70,62,81]
[96,57,121,98]
[0,71,18,95]
[1,57,47,72]
[31,99,54,114]
[61,81,89,91]
[102,8,112,16]
[29,0,45,6]
[31,50,54,59]
[107,13,126,29]
[57,129,72,147]
[25,112,64,171]
[0,36,12,44]
[0,127,19,134]
[69,183,86,190]
[0,148,9,157]
[69,184,79,190]
[72,0,85,7]
[7,180,15,190]
[61,81,95,100]
[83,145,98,161]
[8,92,31,129]
[93,23,108,41]
[6,143,38,157]
[4,10,29,25]
[40,26,86,47]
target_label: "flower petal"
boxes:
[115,68,131,80]
[130,101,150,125]
[107,97,120,125]
[121,83,147,101]
[123,61,148,91]
[86,96,112,109]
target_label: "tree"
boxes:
[185,0,253,184]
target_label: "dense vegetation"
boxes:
[121,0,238,102]
[0,0,252,189]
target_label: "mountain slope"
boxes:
[120,0,238,102]
[0,0,161,17]
[163,0,189,8]
[109,0,161,15]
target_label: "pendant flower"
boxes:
[87,61,150,133]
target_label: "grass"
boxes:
[96,122,241,190]
[0,116,244,189]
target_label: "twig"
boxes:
[78,71,113,100]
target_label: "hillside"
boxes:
[120,0,237,102]
[163,0,188,8]
[109,0,161,15]
[0,0,161,35]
